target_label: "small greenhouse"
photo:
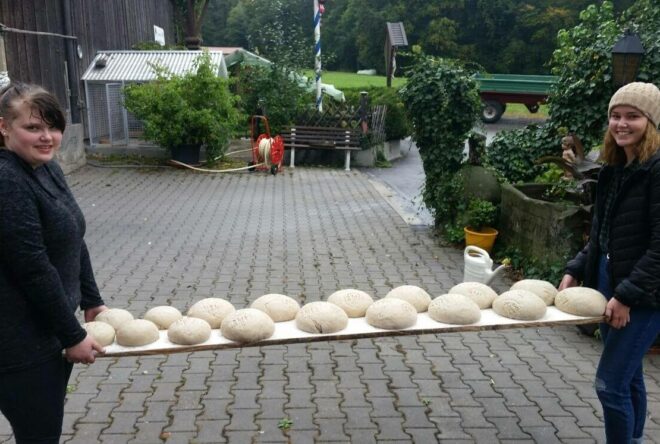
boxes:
[81,50,228,147]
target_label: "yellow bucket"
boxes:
[464,226,498,253]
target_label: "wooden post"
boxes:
[0,32,9,87]
[359,91,369,134]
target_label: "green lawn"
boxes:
[503,103,549,120]
[304,70,407,89]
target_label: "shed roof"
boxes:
[81,50,228,82]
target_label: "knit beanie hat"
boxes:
[608,82,660,128]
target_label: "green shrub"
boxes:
[496,247,569,285]
[485,123,558,184]
[463,199,498,231]
[399,55,481,226]
[123,52,239,160]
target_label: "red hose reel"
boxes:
[250,115,284,175]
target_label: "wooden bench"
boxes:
[280,126,362,171]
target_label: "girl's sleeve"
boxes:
[0,179,86,348]
[79,241,105,310]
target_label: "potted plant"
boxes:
[463,198,499,252]
[123,52,240,164]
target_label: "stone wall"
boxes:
[499,183,586,264]
[56,124,86,174]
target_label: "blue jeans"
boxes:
[596,255,660,443]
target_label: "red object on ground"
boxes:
[250,115,284,175]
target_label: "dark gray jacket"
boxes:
[566,150,660,309]
[0,150,104,372]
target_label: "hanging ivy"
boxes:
[399,55,481,226]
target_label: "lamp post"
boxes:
[611,30,645,87]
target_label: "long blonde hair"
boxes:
[600,120,660,165]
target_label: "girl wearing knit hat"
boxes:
[560,81,660,443]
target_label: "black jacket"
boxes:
[0,150,104,372]
[566,150,660,309]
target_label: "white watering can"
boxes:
[463,245,507,285]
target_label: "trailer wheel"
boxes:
[481,100,504,123]
[526,103,540,113]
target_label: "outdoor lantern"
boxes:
[611,30,645,86]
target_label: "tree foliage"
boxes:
[204,0,634,75]
[486,0,659,184]
[231,64,312,134]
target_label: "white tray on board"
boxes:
[100,306,602,357]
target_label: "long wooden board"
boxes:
[99,307,602,358]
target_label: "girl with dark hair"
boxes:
[0,83,107,443]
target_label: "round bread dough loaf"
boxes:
[221,308,275,343]
[492,290,547,321]
[83,321,115,346]
[555,287,608,317]
[384,285,432,312]
[187,298,235,328]
[327,289,374,317]
[250,294,300,322]
[510,279,557,305]
[428,294,481,325]
[449,282,498,309]
[365,298,417,330]
[95,308,134,330]
[144,306,183,329]
[115,319,160,347]
[167,316,212,345]
[295,301,348,334]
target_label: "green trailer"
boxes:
[475,73,558,123]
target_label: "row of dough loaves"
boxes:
[83,282,607,348]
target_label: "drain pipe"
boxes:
[61,0,81,123]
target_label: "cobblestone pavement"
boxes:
[1,166,659,444]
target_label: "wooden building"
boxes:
[0,0,176,124]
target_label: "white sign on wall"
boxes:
[153,25,165,46]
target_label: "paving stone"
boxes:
[76,401,115,425]
[99,433,135,443]
[428,416,472,440]
[65,392,98,413]
[284,407,316,431]
[198,398,231,421]
[62,423,107,444]
[128,421,169,444]
[225,430,263,443]
[103,412,139,435]
[286,389,315,409]
[488,417,532,440]
[344,428,377,443]
[367,396,400,417]
[465,427,501,443]
[114,392,151,413]
[372,417,412,442]
[224,408,260,432]
[314,398,347,419]
[283,429,319,444]
[230,389,260,409]
[386,372,417,389]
